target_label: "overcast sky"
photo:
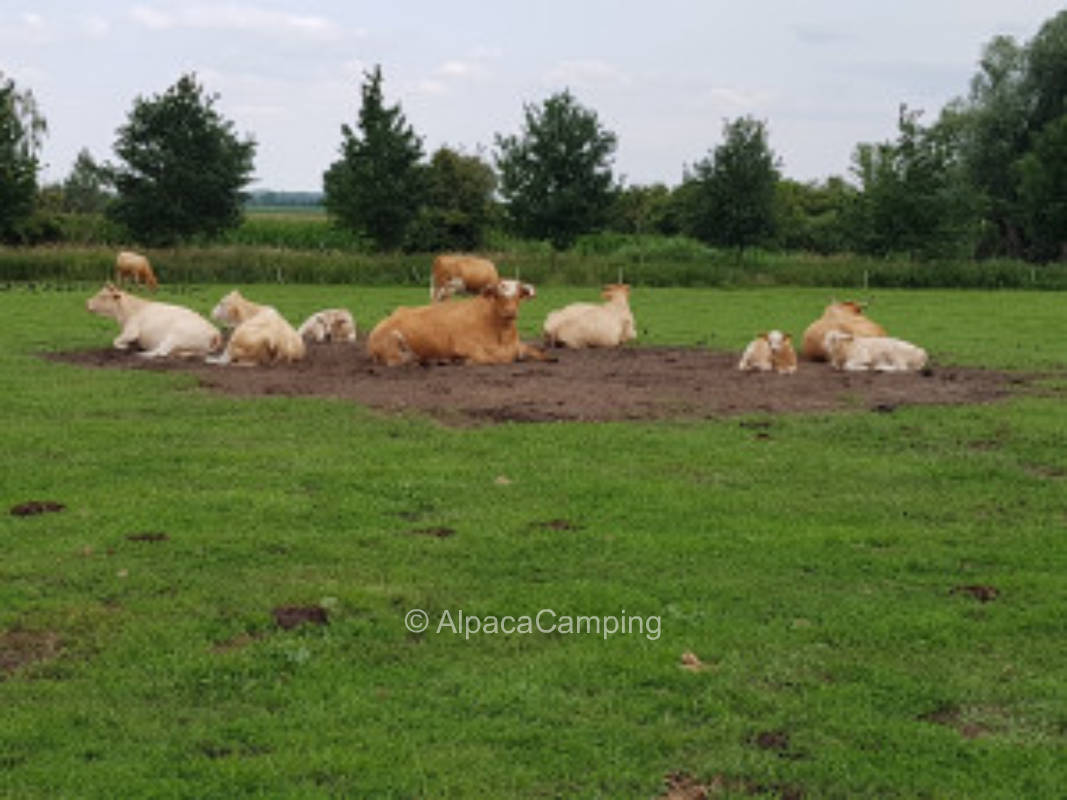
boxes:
[2,2,1063,191]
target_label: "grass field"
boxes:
[1,284,1066,798]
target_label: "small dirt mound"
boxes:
[951,584,999,602]
[0,630,62,677]
[126,531,169,542]
[272,606,329,630]
[10,500,65,517]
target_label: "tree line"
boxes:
[1,9,1064,262]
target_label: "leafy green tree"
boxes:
[848,105,978,259]
[608,183,676,235]
[494,90,617,250]
[63,148,111,213]
[774,177,856,254]
[1016,113,1067,261]
[324,65,424,251]
[0,72,47,241]
[406,146,496,251]
[108,73,256,244]
[684,116,780,253]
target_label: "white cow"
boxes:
[824,331,928,372]
[542,284,636,348]
[86,284,221,358]
[297,309,357,343]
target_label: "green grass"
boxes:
[1,285,1066,798]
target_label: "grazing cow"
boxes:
[737,330,797,374]
[298,309,357,343]
[208,290,305,366]
[824,331,928,372]
[431,254,500,302]
[542,284,636,349]
[86,283,221,358]
[368,281,547,366]
[802,300,886,361]
[115,251,158,291]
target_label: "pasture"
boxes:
[1,283,1066,798]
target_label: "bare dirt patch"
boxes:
[48,342,1035,426]
[272,605,329,630]
[10,500,65,517]
[0,630,62,677]
[126,531,169,543]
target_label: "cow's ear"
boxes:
[520,283,536,299]
[481,284,498,298]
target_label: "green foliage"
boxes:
[0,73,47,242]
[495,90,618,250]
[1016,113,1067,261]
[683,116,780,253]
[774,177,857,254]
[607,183,681,235]
[849,106,979,260]
[406,147,497,252]
[62,149,112,214]
[108,73,256,246]
[323,65,424,251]
[952,10,1067,260]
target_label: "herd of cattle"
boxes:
[91,251,929,372]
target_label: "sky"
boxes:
[2,2,1063,192]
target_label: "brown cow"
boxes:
[430,254,500,302]
[115,251,158,291]
[368,281,547,366]
[801,300,886,361]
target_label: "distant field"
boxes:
[1,285,1065,798]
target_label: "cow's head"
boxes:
[601,283,631,301]
[330,310,357,342]
[212,290,251,326]
[822,330,853,352]
[482,281,535,322]
[86,283,125,316]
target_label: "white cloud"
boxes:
[413,79,448,96]
[129,4,348,41]
[0,11,53,45]
[706,86,773,111]
[544,59,631,90]
[82,15,111,38]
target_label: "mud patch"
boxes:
[126,531,169,542]
[0,630,63,677]
[406,526,456,538]
[918,704,992,739]
[46,344,1038,427]
[951,584,999,603]
[660,771,804,799]
[272,606,329,630]
[528,518,582,532]
[10,500,65,517]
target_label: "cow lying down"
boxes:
[86,283,221,358]
[542,283,636,348]
[368,280,547,366]
[824,331,928,372]
[208,290,306,366]
[298,308,357,343]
